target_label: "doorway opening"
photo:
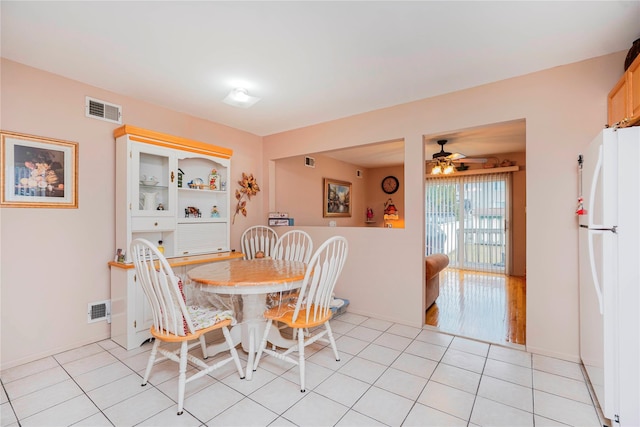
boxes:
[425,171,526,347]
[426,269,526,346]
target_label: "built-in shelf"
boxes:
[178,187,226,193]
[177,218,227,224]
[140,183,168,190]
[426,165,519,178]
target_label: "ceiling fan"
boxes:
[431,139,487,164]
[429,139,487,174]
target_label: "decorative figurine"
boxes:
[209,168,218,190]
[383,198,399,226]
[185,206,201,217]
[157,203,164,210]
[211,205,220,218]
[384,198,398,216]
[366,207,374,221]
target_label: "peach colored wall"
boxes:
[263,52,626,361]
[0,59,263,369]
[273,153,366,227]
[365,166,405,228]
[273,154,405,228]
[507,152,526,277]
[0,51,625,368]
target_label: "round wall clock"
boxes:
[381,175,399,194]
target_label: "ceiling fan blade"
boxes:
[452,157,487,164]
[447,152,466,161]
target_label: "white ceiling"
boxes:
[2,1,639,166]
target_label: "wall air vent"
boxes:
[85,96,122,124]
[304,156,315,168]
[356,170,363,178]
[87,300,111,323]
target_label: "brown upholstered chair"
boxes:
[425,254,449,309]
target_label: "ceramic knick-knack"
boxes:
[209,169,219,190]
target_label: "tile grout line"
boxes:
[1,315,602,427]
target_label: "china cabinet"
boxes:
[109,125,240,350]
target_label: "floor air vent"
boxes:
[85,96,122,124]
[87,300,111,323]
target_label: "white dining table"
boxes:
[188,258,306,379]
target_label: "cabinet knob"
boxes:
[171,171,175,182]
[154,222,158,226]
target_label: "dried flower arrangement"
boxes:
[232,172,260,224]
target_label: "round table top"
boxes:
[188,259,306,291]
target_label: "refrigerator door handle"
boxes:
[587,145,604,229]
[587,229,605,314]
[585,144,605,314]
[580,224,618,233]
[585,144,616,232]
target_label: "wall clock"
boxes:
[381,175,399,194]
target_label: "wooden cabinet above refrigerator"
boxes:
[608,54,640,128]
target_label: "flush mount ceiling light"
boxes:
[223,87,260,108]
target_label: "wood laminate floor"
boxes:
[426,268,526,347]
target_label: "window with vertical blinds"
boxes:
[425,172,511,273]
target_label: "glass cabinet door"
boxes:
[131,143,176,216]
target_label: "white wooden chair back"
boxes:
[130,238,194,336]
[130,238,245,415]
[273,230,314,263]
[293,236,348,324]
[240,225,278,259]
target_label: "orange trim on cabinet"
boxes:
[113,125,232,159]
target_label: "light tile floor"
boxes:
[1,313,603,427]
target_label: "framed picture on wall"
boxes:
[1,131,78,208]
[323,178,351,217]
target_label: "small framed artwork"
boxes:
[323,178,352,217]
[1,131,78,208]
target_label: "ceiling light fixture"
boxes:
[223,87,260,108]
[431,157,455,175]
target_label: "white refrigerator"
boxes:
[578,127,640,427]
